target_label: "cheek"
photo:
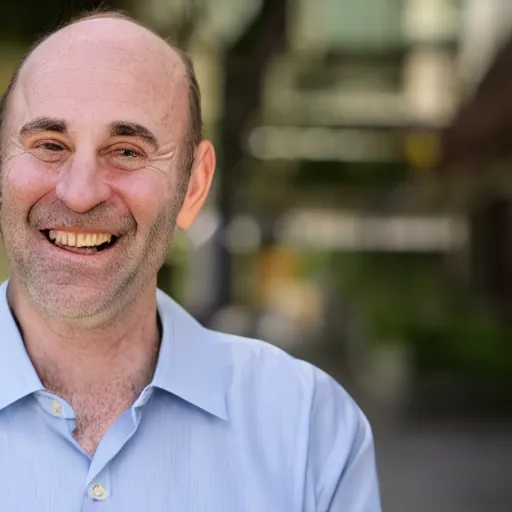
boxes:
[115,170,178,227]
[1,152,55,210]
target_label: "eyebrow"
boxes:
[19,118,159,150]
[109,121,159,150]
[19,117,68,136]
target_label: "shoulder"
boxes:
[211,330,380,508]
[158,290,367,434]
[210,328,370,452]
[159,290,380,509]
[210,327,357,406]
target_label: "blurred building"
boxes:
[134,0,512,412]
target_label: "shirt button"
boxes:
[51,400,62,416]
[90,483,108,501]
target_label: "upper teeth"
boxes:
[49,230,113,247]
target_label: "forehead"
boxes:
[11,19,189,139]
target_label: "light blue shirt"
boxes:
[0,281,381,511]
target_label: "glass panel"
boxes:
[290,0,403,51]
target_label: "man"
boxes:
[0,10,381,511]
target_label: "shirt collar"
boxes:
[0,282,230,420]
[0,281,44,411]
[152,289,230,421]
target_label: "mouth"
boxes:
[41,229,118,254]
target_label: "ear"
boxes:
[176,139,216,229]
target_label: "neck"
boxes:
[7,277,161,398]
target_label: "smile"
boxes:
[42,229,118,253]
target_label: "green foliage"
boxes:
[324,252,512,383]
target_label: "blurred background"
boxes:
[1,1,512,510]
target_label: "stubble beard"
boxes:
[1,198,181,325]
[0,149,190,323]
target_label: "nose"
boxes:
[55,153,113,213]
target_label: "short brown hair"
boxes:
[0,9,203,174]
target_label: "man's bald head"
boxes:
[0,10,203,173]
[0,10,217,321]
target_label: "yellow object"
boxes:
[51,400,61,417]
[404,131,441,170]
[90,483,108,501]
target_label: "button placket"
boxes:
[87,467,112,503]
[34,392,75,420]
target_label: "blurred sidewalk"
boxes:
[373,416,512,512]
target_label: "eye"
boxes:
[105,144,148,171]
[30,140,69,163]
[116,148,141,159]
[38,141,65,152]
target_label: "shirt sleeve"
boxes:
[306,368,382,512]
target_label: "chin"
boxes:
[27,282,120,321]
